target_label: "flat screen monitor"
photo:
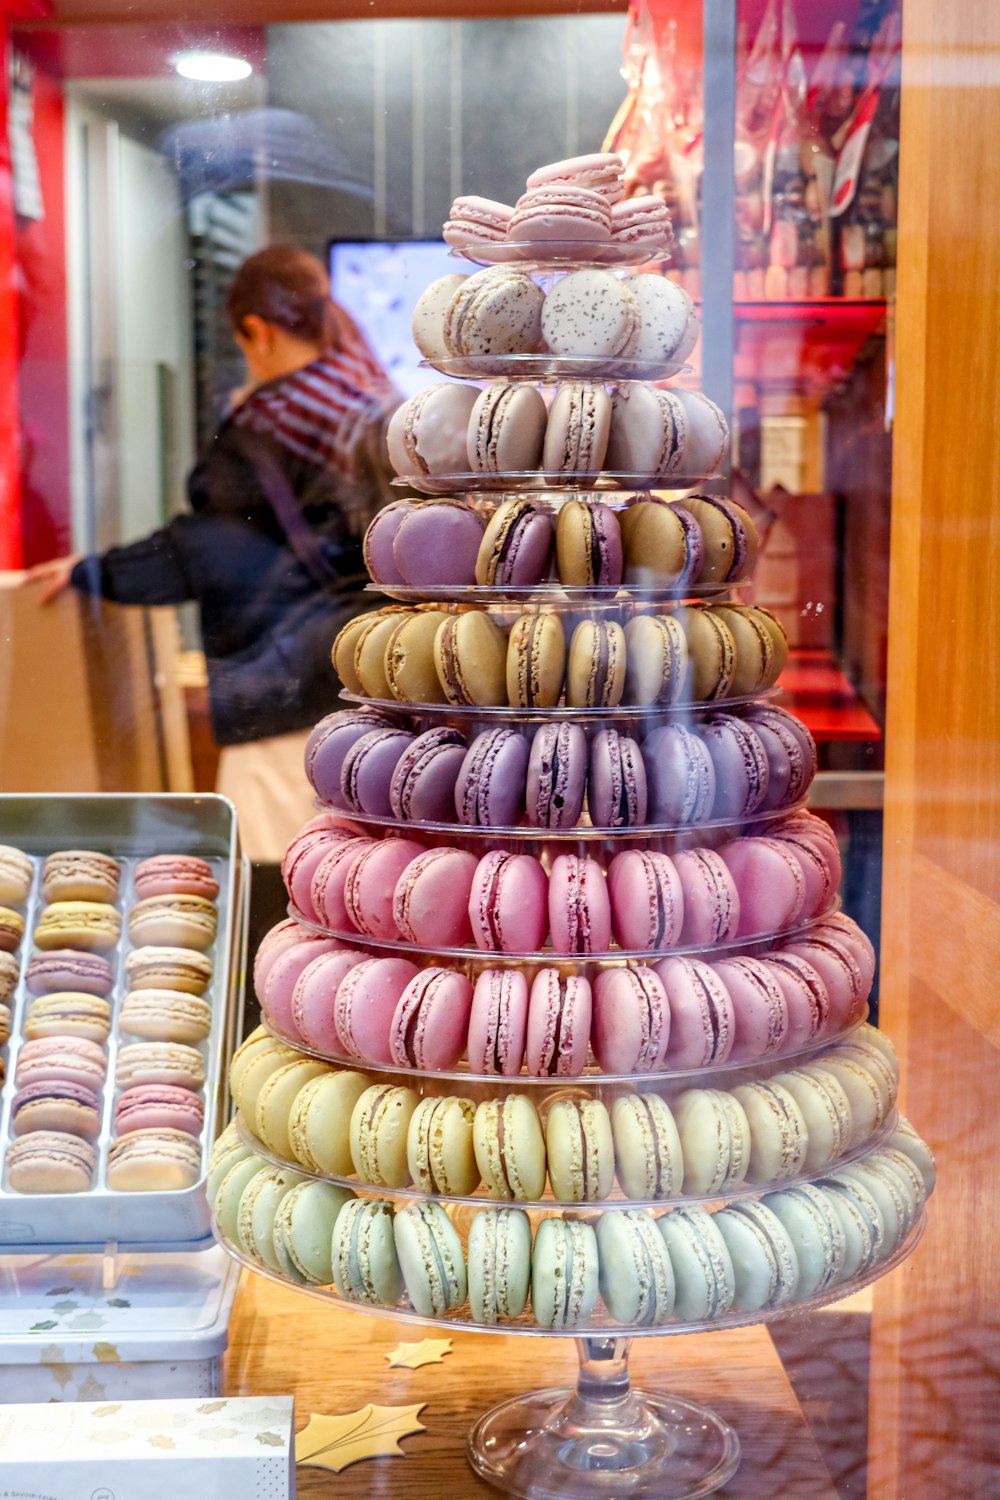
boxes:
[329,239,457,398]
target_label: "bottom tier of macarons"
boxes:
[209,1114,932,1333]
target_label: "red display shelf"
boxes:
[779,648,882,743]
[733,299,889,393]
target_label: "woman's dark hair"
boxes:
[226,244,363,353]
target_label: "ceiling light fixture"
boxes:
[173,51,253,83]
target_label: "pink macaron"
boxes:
[548,855,611,955]
[334,957,419,1065]
[15,1037,107,1092]
[468,852,548,953]
[261,937,345,1037]
[761,952,830,1049]
[134,855,219,902]
[389,968,474,1070]
[253,919,315,998]
[310,837,376,930]
[783,933,866,1032]
[608,850,684,951]
[468,969,529,1074]
[393,847,478,948]
[344,838,426,940]
[290,948,366,1053]
[610,193,673,251]
[672,848,740,946]
[813,913,876,992]
[713,956,789,1061]
[654,956,735,1069]
[525,970,592,1076]
[282,828,357,922]
[508,184,612,243]
[591,966,669,1072]
[114,1084,204,1138]
[444,195,514,248]
[720,837,806,939]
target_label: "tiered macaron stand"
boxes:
[212,240,929,1500]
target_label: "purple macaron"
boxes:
[642,723,715,825]
[363,501,413,585]
[394,501,487,587]
[12,1079,104,1141]
[587,727,647,827]
[24,950,114,998]
[306,708,398,805]
[527,722,588,829]
[701,714,770,821]
[389,728,467,823]
[341,727,416,817]
[456,728,530,828]
[486,501,555,586]
[666,503,705,584]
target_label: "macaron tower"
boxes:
[213,152,933,1498]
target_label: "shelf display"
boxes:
[0,795,247,1247]
[211,150,931,1499]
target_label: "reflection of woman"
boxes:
[27,246,401,858]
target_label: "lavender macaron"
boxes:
[25,950,115,998]
[456,729,530,828]
[526,722,587,829]
[641,723,715,826]
[701,714,770,821]
[363,501,413,585]
[393,500,487,587]
[390,728,467,823]
[305,708,399,806]
[341,727,416,817]
[588,727,647,827]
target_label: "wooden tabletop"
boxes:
[224,1270,838,1497]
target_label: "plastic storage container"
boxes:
[0,1243,240,1401]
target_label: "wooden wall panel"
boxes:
[871,1,1000,1494]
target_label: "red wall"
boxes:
[15,57,69,564]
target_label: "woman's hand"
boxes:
[23,554,82,604]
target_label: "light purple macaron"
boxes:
[394,501,487,587]
[666,503,705,584]
[389,728,467,823]
[587,728,647,828]
[340,728,417,818]
[642,723,715,825]
[456,728,530,828]
[701,714,770,821]
[527,722,588,829]
[24,950,115,998]
[305,708,398,806]
[363,501,413,585]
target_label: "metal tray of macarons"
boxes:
[0,794,248,1248]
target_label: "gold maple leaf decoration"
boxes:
[385,1338,453,1370]
[295,1403,426,1473]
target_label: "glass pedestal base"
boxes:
[466,1338,740,1499]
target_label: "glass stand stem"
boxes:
[466,1334,741,1500]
